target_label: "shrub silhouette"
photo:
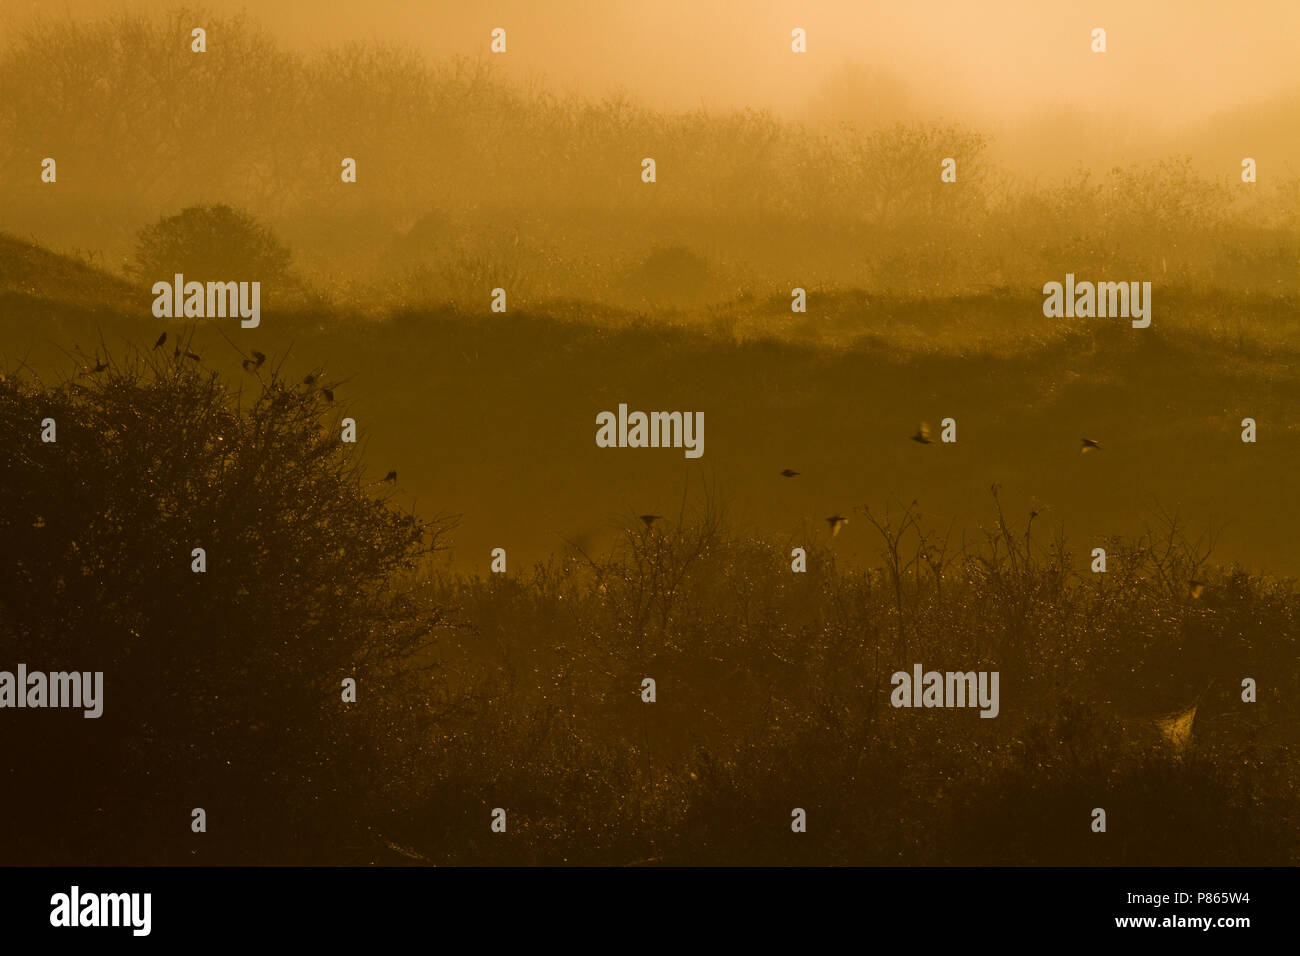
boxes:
[0,352,449,863]
[618,245,714,307]
[389,209,457,263]
[128,204,293,284]
[391,497,1298,865]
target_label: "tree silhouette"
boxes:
[128,203,293,284]
[0,353,451,863]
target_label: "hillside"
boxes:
[4,238,1299,578]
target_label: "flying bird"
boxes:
[251,350,266,367]
[1081,438,1101,453]
[639,514,662,527]
[182,349,201,361]
[1189,580,1206,599]
[910,423,933,444]
[382,471,397,483]
[780,469,800,478]
[826,515,848,536]
[242,350,267,372]
[321,387,334,403]
[153,332,167,350]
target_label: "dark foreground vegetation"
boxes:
[0,358,1294,865]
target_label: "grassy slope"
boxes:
[3,233,1298,579]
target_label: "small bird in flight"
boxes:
[182,348,200,361]
[639,514,662,527]
[153,332,167,350]
[826,515,848,536]
[242,350,267,372]
[1189,580,1206,599]
[1080,438,1101,453]
[382,470,397,483]
[780,469,800,478]
[911,423,933,444]
[321,387,334,403]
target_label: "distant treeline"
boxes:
[1,8,1297,306]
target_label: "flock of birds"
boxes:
[75,334,364,473]
[635,416,1210,745]
[638,422,1104,539]
[146,332,338,403]
[637,422,1213,615]
[79,349,1113,542]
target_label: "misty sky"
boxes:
[11,0,1299,128]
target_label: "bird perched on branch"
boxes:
[153,332,167,350]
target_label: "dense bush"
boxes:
[0,353,450,863]
[128,203,293,284]
[617,245,715,308]
[374,496,1300,865]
